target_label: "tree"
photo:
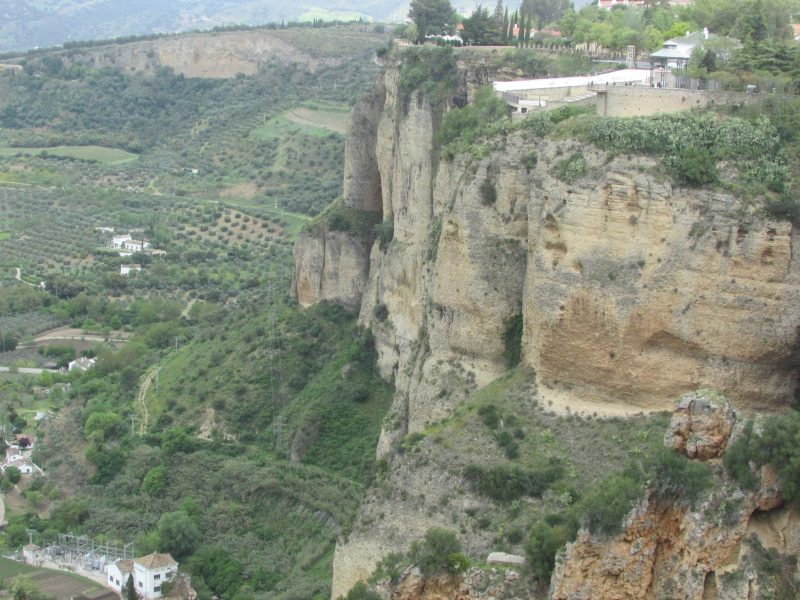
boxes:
[525,523,569,580]
[141,464,167,497]
[157,511,201,560]
[0,332,18,352]
[5,466,21,484]
[462,6,502,45]
[409,0,456,42]
[521,0,570,28]
[123,574,139,600]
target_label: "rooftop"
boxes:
[115,559,133,573]
[493,69,650,93]
[134,552,177,569]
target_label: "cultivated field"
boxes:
[0,557,108,600]
[0,145,138,165]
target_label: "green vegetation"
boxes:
[552,152,587,184]
[374,219,394,251]
[589,112,795,208]
[479,177,497,205]
[725,412,800,504]
[0,25,392,600]
[437,87,509,159]
[0,145,138,164]
[502,313,524,369]
[308,199,382,240]
[668,146,718,186]
[464,461,564,502]
[409,528,469,576]
[0,29,383,216]
[397,46,458,105]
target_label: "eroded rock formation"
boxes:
[290,54,800,598]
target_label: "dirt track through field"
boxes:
[136,366,159,434]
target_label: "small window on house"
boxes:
[154,586,161,592]
[154,574,161,580]
[139,581,143,588]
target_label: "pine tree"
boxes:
[124,575,139,600]
[494,0,504,20]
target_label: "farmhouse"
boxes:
[110,234,150,253]
[120,264,142,276]
[108,553,178,599]
[68,357,97,372]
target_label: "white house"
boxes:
[120,264,142,276]
[107,559,133,592]
[136,553,178,598]
[23,544,42,564]
[124,239,150,252]
[110,234,132,249]
[68,357,96,372]
[107,553,178,599]
[110,234,151,253]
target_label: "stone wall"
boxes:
[597,85,762,117]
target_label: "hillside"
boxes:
[0,1,397,53]
[0,25,392,600]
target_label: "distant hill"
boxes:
[0,0,405,52]
[0,0,553,53]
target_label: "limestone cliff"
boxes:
[290,52,800,598]
[56,29,372,78]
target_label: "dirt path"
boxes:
[181,298,197,318]
[540,387,663,418]
[136,366,159,434]
[0,494,5,526]
[14,267,37,288]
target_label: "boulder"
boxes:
[665,391,735,459]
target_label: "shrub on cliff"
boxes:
[502,313,523,368]
[525,522,571,581]
[463,460,564,502]
[341,581,381,600]
[409,528,469,576]
[644,445,711,503]
[667,146,718,187]
[437,86,509,158]
[725,412,800,505]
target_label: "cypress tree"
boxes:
[503,7,509,43]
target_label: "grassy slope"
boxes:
[360,369,672,562]
[0,145,138,164]
[32,301,392,599]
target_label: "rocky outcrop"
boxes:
[375,566,536,600]
[665,391,735,459]
[291,228,372,311]
[58,29,354,78]
[292,53,800,598]
[549,400,794,600]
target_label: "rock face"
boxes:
[59,29,353,78]
[549,398,795,600]
[291,228,373,311]
[291,54,800,598]
[665,391,735,459]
